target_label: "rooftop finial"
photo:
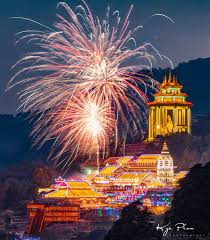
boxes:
[168,71,172,83]
[172,75,176,83]
[163,74,167,83]
[161,141,169,154]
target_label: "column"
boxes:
[165,108,167,134]
[158,107,161,135]
[155,107,159,136]
[173,107,175,133]
[174,107,177,133]
[152,107,155,138]
[182,107,185,126]
[187,108,191,134]
[148,108,152,139]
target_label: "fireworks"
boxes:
[10,1,163,170]
[36,92,116,170]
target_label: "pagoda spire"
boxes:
[172,75,176,83]
[168,71,172,83]
[157,141,174,183]
[161,141,169,155]
[163,74,167,83]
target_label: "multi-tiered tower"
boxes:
[147,73,192,141]
[157,142,174,183]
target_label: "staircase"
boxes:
[28,208,45,235]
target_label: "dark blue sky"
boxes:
[1,0,210,114]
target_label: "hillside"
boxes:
[152,57,210,114]
[1,58,210,168]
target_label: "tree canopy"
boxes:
[104,201,162,240]
[165,162,210,236]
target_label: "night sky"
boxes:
[1,0,210,114]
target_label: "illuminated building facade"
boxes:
[27,75,192,234]
[147,73,192,141]
[28,141,188,234]
[157,142,174,183]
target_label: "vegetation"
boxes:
[0,161,56,211]
[165,162,210,237]
[104,201,162,240]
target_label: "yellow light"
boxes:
[86,102,102,137]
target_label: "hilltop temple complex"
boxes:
[27,73,191,235]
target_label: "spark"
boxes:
[44,93,116,172]
[150,14,175,24]
[9,1,167,170]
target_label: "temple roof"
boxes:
[142,173,156,182]
[43,180,107,199]
[147,73,192,107]
[118,156,133,165]
[175,171,188,180]
[147,101,192,106]
[136,154,160,162]
[160,73,183,89]
[99,165,120,176]
[45,188,106,199]
[104,157,120,165]
[116,172,151,181]
[65,181,91,189]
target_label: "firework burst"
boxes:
[9,1,165,170]
[34,92,116,170]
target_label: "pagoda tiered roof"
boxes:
[147,73,192,107]
[159,74,183,89]
[147,101,192,107]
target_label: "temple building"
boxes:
[147,73,192,141]
[88,141,184,188]
[27,74,192,234]
[157,142,174,183]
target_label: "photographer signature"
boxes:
[156,222,194,236]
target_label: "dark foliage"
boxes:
[166,134,201,171]
[32,165,56,188]
[104,201,162,240]
[153,57,210,114]
[0,161,57,211]
[165,162,210,236]
[166,121,210,171]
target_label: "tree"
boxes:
[32,165,56,188]
[0,161,56,211]
[165,162,210,236]
[104,201,162,240]
[3,177,36,211]
[1,209,14,225]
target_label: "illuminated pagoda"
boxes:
[147,73,192,141]
[157,142,174,183]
